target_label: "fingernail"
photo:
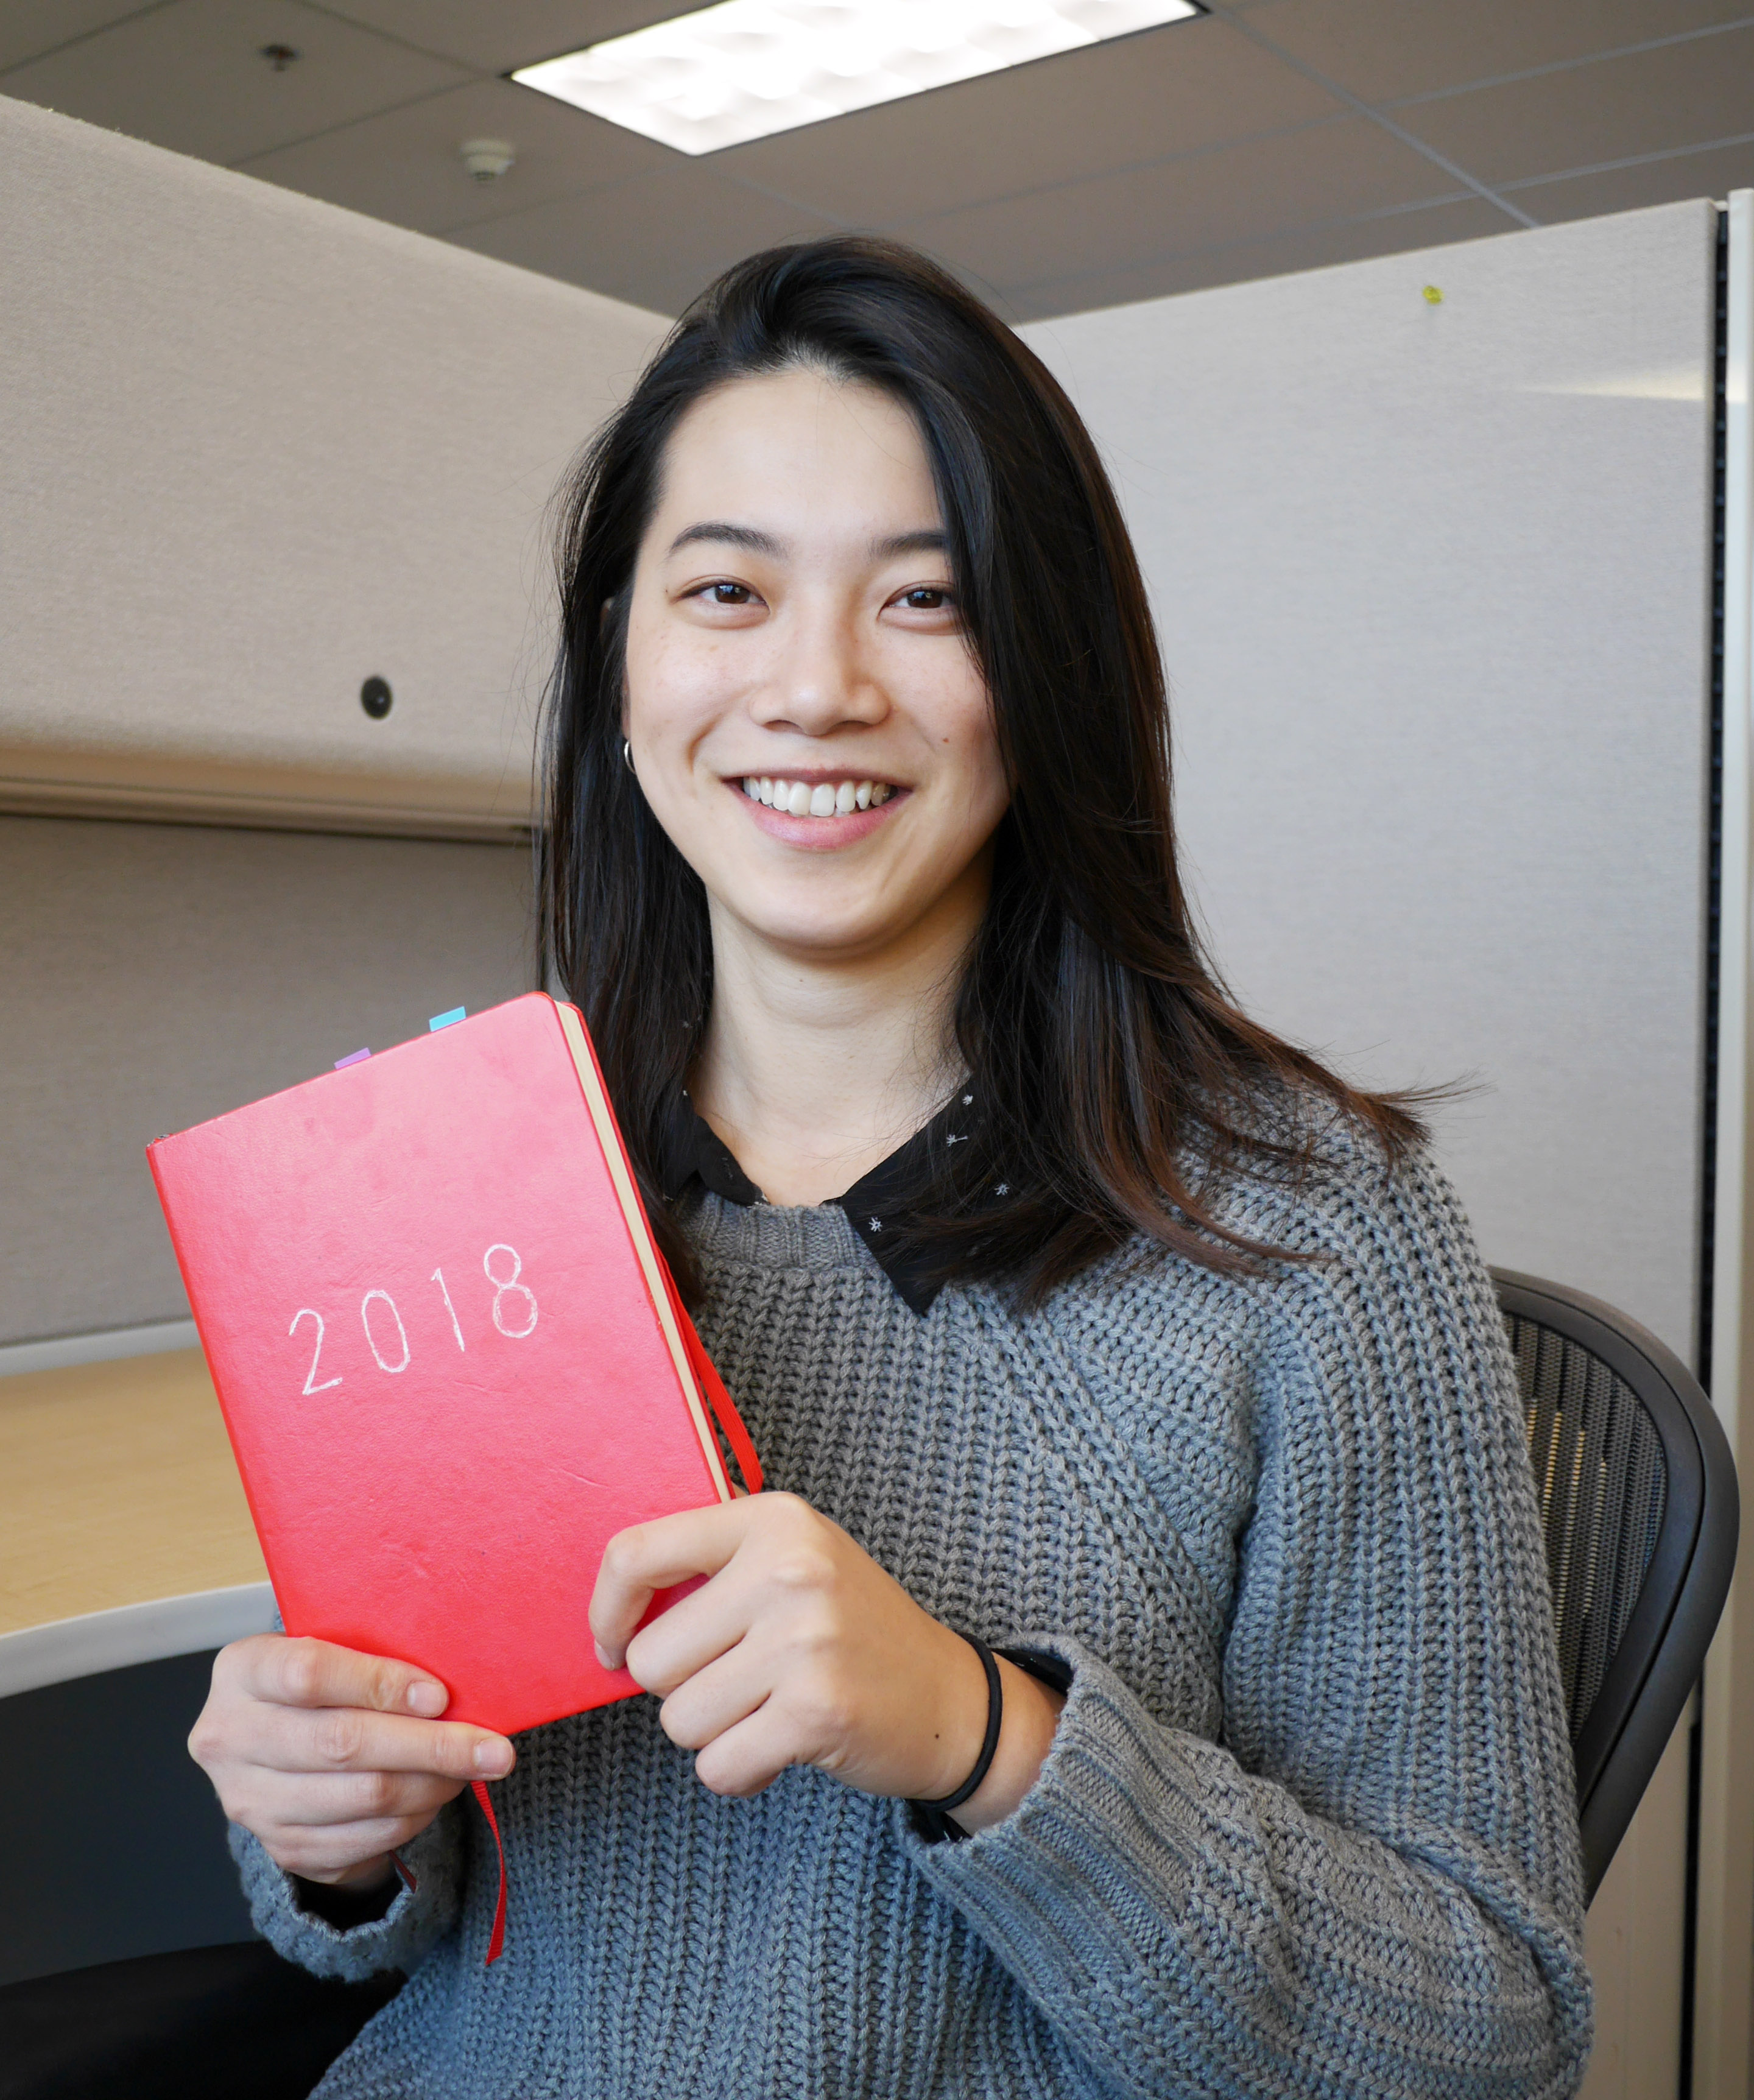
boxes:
[406,1680,446,1717]
[594,1642,616,1671]
[474,1740,512,1776]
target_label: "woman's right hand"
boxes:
[188,1634,516,1888]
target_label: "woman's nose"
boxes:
[755,607,888,735]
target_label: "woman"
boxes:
[191,238,1592,2097]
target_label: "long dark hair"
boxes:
[541,236,1423,1306]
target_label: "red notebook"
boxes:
[148,992,759,1741]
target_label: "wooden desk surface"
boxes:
[1,1349,265,1638]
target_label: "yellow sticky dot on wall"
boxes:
[1423,285,1444,305]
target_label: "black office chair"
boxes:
[1493,1269,1740,1903]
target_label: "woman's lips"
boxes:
[729,777,909,848]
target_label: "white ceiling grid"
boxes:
[2,0,1750,317]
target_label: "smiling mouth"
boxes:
[739,775,898,818]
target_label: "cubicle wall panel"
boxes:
[0,93,666,833]
[1023,200,1716,1360]
[0,1651,253,1986]
[0,816,534,1345]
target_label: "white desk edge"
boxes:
[0,1584,277,1699]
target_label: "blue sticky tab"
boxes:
[428,1007,467,1032]
[334,1047,371,1069]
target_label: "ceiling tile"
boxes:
[0,2,157,74]
[447,165,842,315]
[238,76,669,233]
[906,114,1462,297]
[715,15,1336,227]
[1238,0,1754,105]
[1392,27,1754,188]
[1003,192,1507,317]
[1504,137,1754,224]
[312,1,687,73]
[0,0,467,166]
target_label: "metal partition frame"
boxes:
[1696,185,1754,2100]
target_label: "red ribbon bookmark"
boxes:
[471,1780,508,1964]
[389,1803,499,1967]
[661,1266,764,1496]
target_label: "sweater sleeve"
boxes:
[909,1143,1594,2099]
[229,1799,465,1982]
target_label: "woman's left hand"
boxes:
[590,1492,1063,1828]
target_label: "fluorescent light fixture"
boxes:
[513,0,1203,156]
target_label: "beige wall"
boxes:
[0,815,535,1345]
[1023,199,1716,1366]
[0,92,665,835]
[0,94,666,1345]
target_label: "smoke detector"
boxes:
[459,138,516,183]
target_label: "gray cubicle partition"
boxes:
[0,816,538,1346]
[0,91,665,837]
[0,1652,254,1987]
[0,94,667,1348]
[1023,200,1716,1365]
[1020,199,1720,2100]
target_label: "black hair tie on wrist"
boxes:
[912,1631,1002,1814]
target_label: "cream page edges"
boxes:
[551,999,732,1504]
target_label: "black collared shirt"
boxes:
[658,1087,988,1316]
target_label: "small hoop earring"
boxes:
[621,739,635,775]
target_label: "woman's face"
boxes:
[622,366,1009,964]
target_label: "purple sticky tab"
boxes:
[334,1048,372,1069]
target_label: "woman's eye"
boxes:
[705,580,753,605]
[898,587,953,611]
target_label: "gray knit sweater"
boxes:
[233,1125,1593,2098]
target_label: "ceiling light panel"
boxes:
[513,0,1203,156]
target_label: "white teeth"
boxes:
[743,776,896,817]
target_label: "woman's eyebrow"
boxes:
[872,529,947,557]
[668,521,786,557]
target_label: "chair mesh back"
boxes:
[1504,1312,1668,1741]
